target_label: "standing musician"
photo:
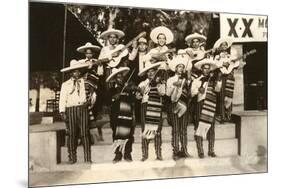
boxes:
[166,56,192,160]
[128,37,149,123]
[191,58,222,158]
[145,26,175,81]
[77,42,104,141]
[106,67,136,163]
[59,60,93,164]
[136,62,166,161]
[213,38,236,123]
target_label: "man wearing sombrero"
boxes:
[166,56,192,160]
[145,26,174,80]
[128,37,149,123]
[59,59,93,164]
[77,42,104,141]
[191,58,222,158]
[136,62,166,161]
[106,67,136,163]
[213,37,236,123]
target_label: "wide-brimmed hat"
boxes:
[213,37,233,49]
[100,29,125,40]
[138,62,162,77]
[185,33,206,45]
[106,67,130,83]
[194,58,218,71]
[150,26,174,45]
[76,42,101,53]
[169,56,188,72]
[60,59,90,72]
[138,37,147,44]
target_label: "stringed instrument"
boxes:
[150,48,177,63]
[178,47,216,63]
[106,32,147,68]
[217,49,257,74]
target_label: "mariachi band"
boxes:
[59,26,247,164]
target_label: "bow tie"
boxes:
[69,79,81,95]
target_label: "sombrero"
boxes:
[185,33,206,45]
[138,62,162,77]
[150,26,174,45]
[169,56,188,72]
[100,29,125,40]
[60,59,90,72]
[76,42,101,53]
[105,67,130,83]
[194,58,218,71]
[213,37,233,49]
[138,37,147,44]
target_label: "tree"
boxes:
[67,4,213,49]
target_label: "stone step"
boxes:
[61,138,238,164]
[90,122,236,144]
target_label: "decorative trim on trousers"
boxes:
[65,105,91,162]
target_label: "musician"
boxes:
[106,67,136,163]
[184,33,207,77]
[136,62,166,161]
[77,42,104,141]
[213,38,236,123]
[145,26,174,81]
[59,60,93,164]
[166,56,192,160]
[128,37,149,84]
[184,33,207,127]
[128,37,149,123]
[191,58,222,158]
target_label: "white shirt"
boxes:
[191,75,222,102]
[145,46,171,70]
[59,78,87,112]
[137,78,166,103]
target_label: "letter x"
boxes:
[242,18,253,37]
[227,18,238,37]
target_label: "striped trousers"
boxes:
[194,100,216,154]
[169,103,189,155]
[65,105,91,162]
[141,103,162,159]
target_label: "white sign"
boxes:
[220,13,267,42]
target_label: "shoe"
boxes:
[141,157,148,162]
[198,153,205,159]
[156,156,163,161]
[124,153,133,162]
[173,155,180,161]
[181,152,192,158]
[208,152,217,157]
[113,154,122,164]
[68,159,77,164]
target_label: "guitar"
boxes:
[178,48,216,63]
[218,49,257,74]
[150,48,177,63]
[107,32,147,68]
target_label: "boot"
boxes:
[68,153,77,164]
[113,151,122,163]
[195,135,204,158]
[208,138,216,157]
[124,153,133,162]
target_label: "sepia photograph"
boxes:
[28,1,268,187]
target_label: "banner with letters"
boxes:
[220,13,267,42]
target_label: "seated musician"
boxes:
[191,58,222,158]
[106,67,136,163]
[136,62,166,161]
[166,56,192,160]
